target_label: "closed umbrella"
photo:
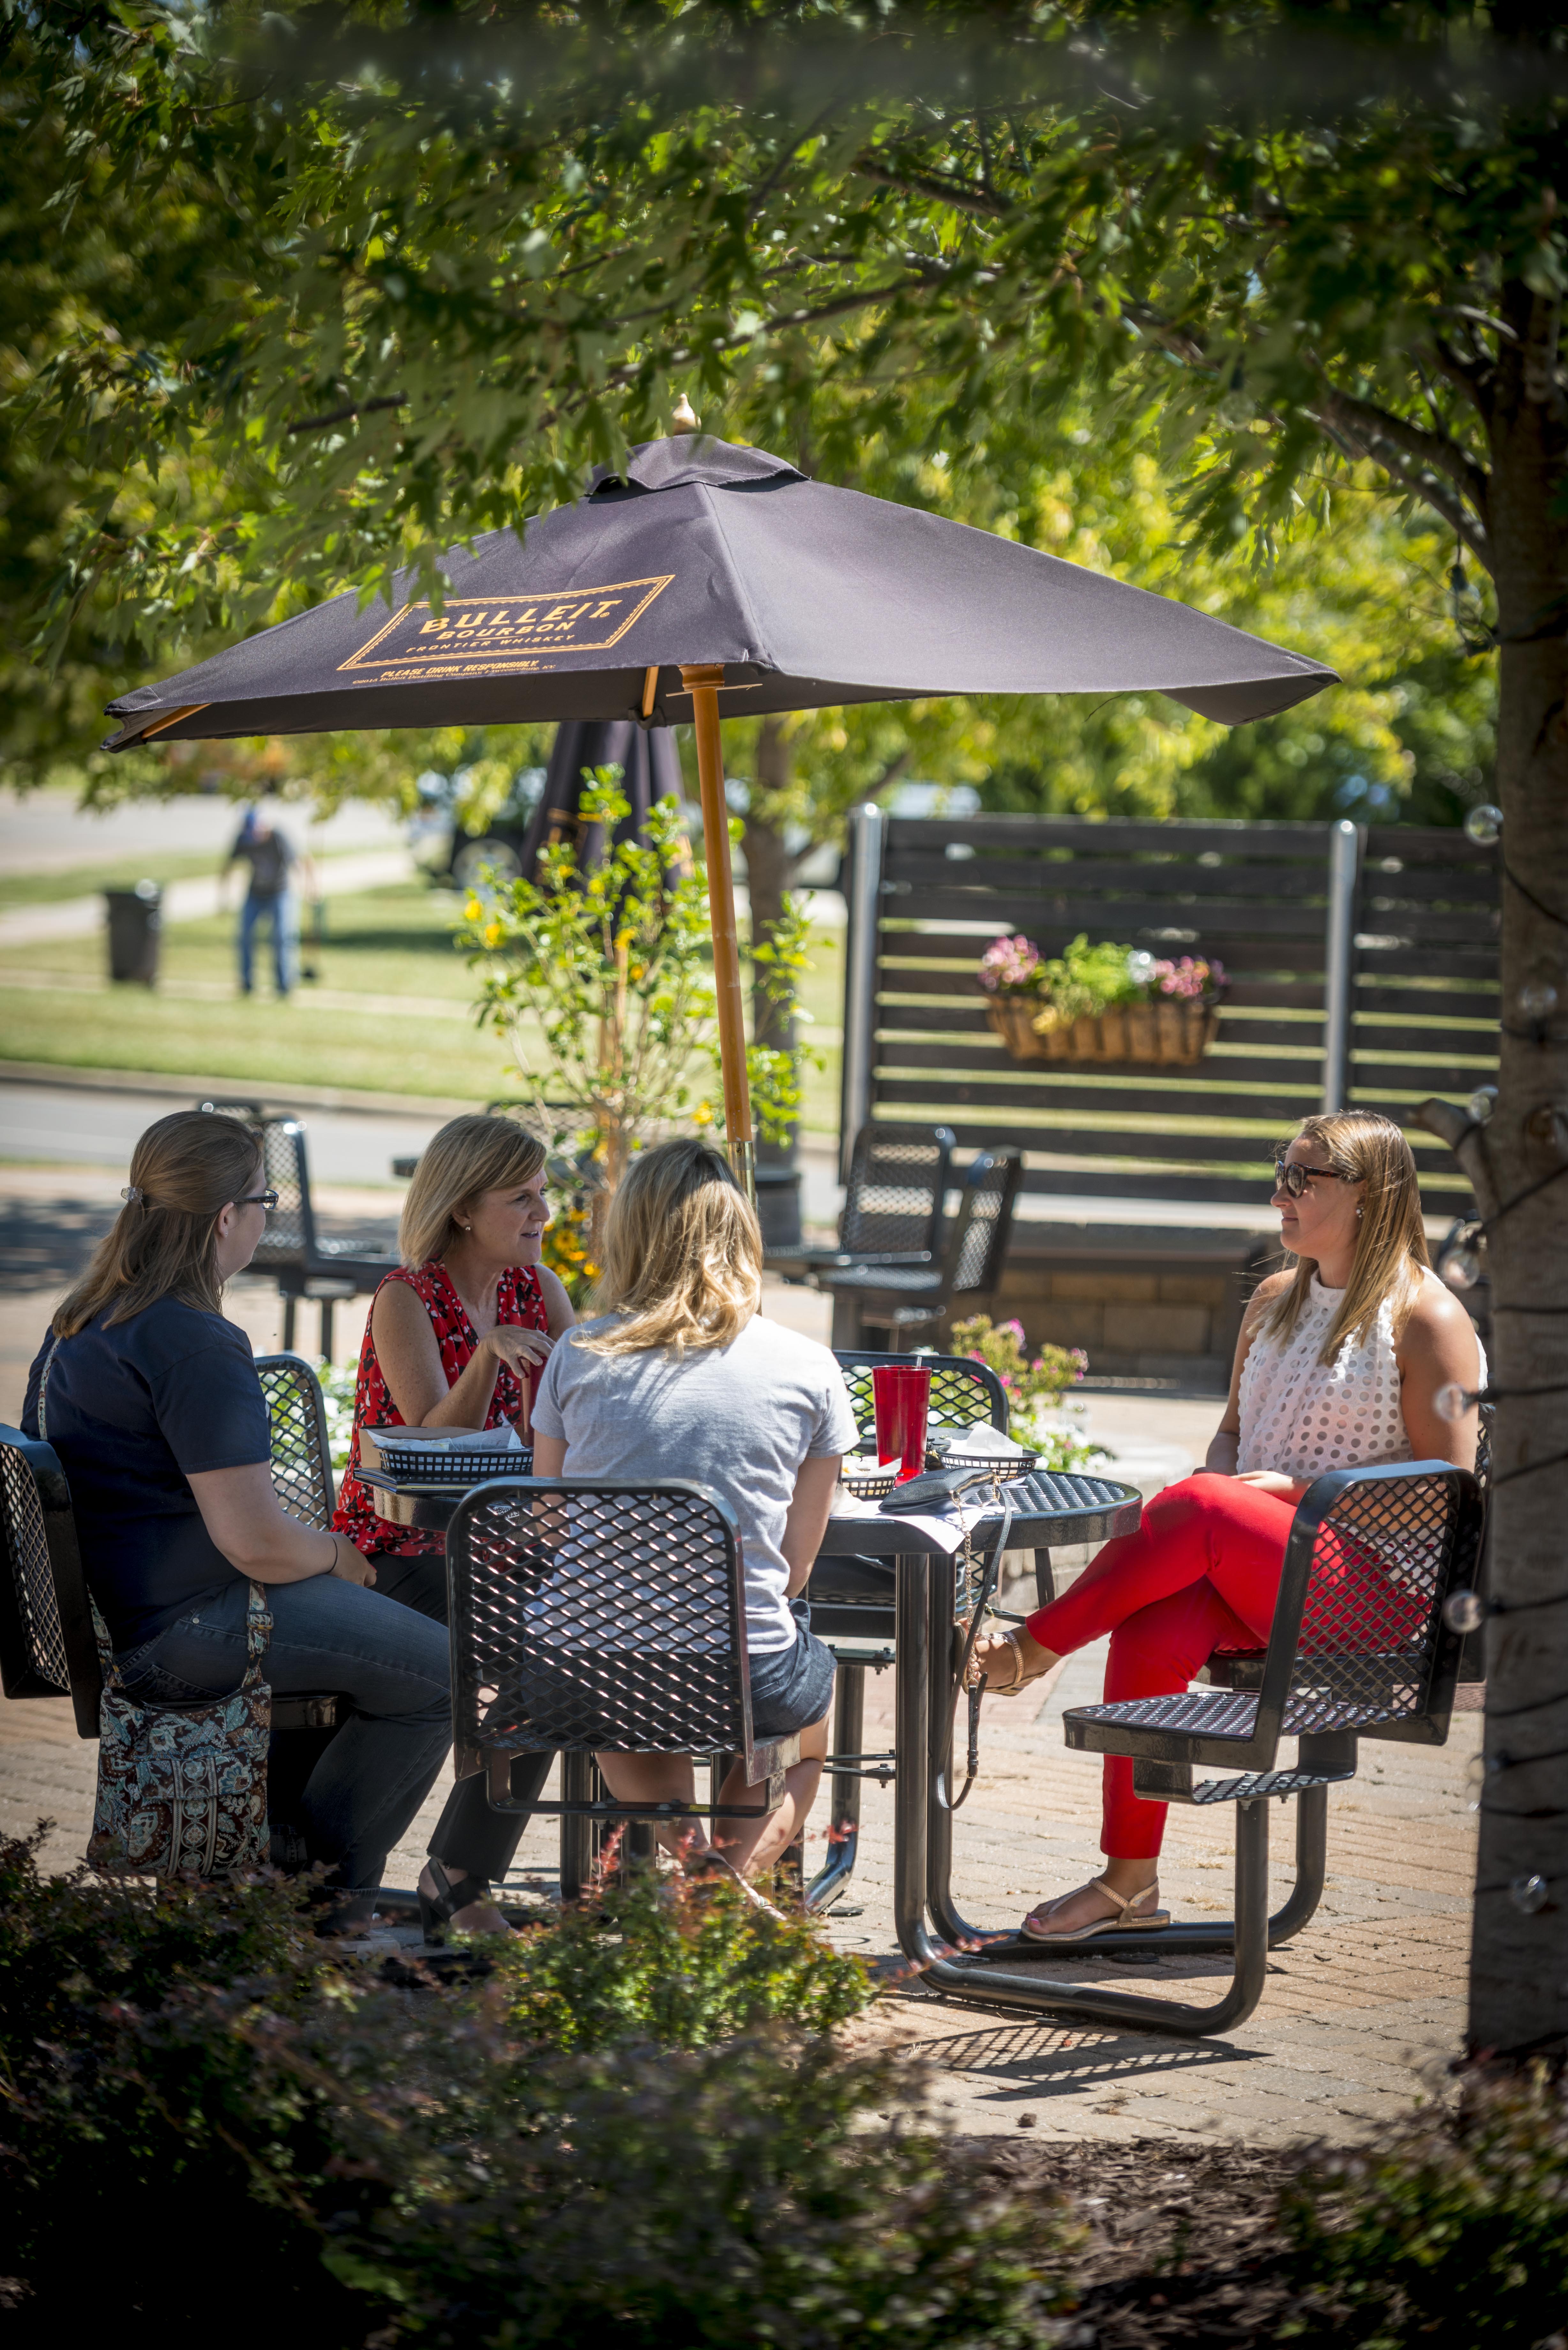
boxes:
[518,717,683,883]
[102,417,1335,1198]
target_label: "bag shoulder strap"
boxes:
[35,1330,58,1442]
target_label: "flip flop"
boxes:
[1019,1876,1171,1943]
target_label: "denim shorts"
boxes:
[747,1598,836,1737]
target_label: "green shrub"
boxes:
[0,1834,1070,2348]
[1282,2073,1568,2347]
[495,1857,873,2051]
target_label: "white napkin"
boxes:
[827,1490,996,1556]
[935,1421,1031,1460]
[372,1425,523,1454]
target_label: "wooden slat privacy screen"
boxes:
[841,813,1499,1211]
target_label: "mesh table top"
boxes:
[362,1465,1144,1550]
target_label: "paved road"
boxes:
[0,1073,850,1228]
[0,1073,445,1186]
[0,784,404,872]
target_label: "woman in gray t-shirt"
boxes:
[531,1139,855,1879]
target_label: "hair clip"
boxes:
[121,1185,144,1205]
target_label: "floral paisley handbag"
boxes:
[39,1339,274,1879]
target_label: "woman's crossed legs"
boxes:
[972,1474,1297,1938]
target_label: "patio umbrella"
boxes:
[102,420,1336,1198]
[517,717,684,883]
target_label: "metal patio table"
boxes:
[367,1466,1332,2033]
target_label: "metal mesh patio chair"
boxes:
[252,1355,343,1852]
[0,1425,100,1736]
[444,1478,800,1897]
[765,1121,955,1285]
[823,1146,1023,1349]
[200,1099,400,1356]
[1,1391,348,1863]
[933,1459,1487,2032]
[255,1352,337,1528]
[1067,1461,1480,1788]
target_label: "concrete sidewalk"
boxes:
[0,847,415,948]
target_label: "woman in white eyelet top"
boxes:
[1237,1271,1486,1482]
[970,1108,1485,1949]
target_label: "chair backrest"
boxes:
[1258,1462,1481,1749]
[447,1479,757,1768]
[940,1147,1024,1306]
[198,1101,315,1265]
[0,1425,102,1737]
[833,1349,1009,1442]
[255,1353,336,1526]
[839,1122,956,1258]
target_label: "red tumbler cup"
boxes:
[894,1365,931,1482]
[872,1364,906,1467]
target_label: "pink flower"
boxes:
[977,934,1042,993]
[1153,955,1223,1000]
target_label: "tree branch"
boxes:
[1426,333,1494,421]
[286,395,405,436]
[853,154,1011,220]
[1415,1098,1499,1221]
[1311,381,1491,522]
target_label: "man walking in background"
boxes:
[222,799,315,997]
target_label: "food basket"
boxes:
[360,1426,531,1522]
[841,1443,1039,1502]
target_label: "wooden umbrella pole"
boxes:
[681,663,755,1203]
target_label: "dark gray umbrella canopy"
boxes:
[103,434,1335,749]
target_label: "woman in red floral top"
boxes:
[335,1113,574,1935]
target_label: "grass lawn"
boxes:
[0,847,234,912]
[0,876,846,1129]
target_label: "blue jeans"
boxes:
[115,1575,452,1894]
[238,890,294,994]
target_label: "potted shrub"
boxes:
[977,930,1226,1067]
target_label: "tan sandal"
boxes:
[977,1627,1052,1698]
[1019,1875,1171,1943]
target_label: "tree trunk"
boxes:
[743,715,799,1170]
[1466,280,1568,2061]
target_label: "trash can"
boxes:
[104,881,162,985]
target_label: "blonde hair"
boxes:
[583,1137,762,1354]
[400,1113,547,1267]
[53,1111,262,1338]
[1263,1110,1430,1363]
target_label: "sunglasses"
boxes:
[1272,1158,1352,1201]
[237,1189,280,1211]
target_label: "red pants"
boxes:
[1025,1475,1296,1861]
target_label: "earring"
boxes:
[1356,1204,1364,1220]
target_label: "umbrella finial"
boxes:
[670,393,700,435]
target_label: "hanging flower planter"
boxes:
[978,934,1226,1069]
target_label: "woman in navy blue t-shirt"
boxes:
[24,1110,452,1910]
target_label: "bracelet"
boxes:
[324,1532,343,1576]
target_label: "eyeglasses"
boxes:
[1272,1158,1352,1200]
[237,1189,280,1212]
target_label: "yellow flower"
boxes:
[483,921,502,948]
[693,1101,713,1128]
[465,897,482,922]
